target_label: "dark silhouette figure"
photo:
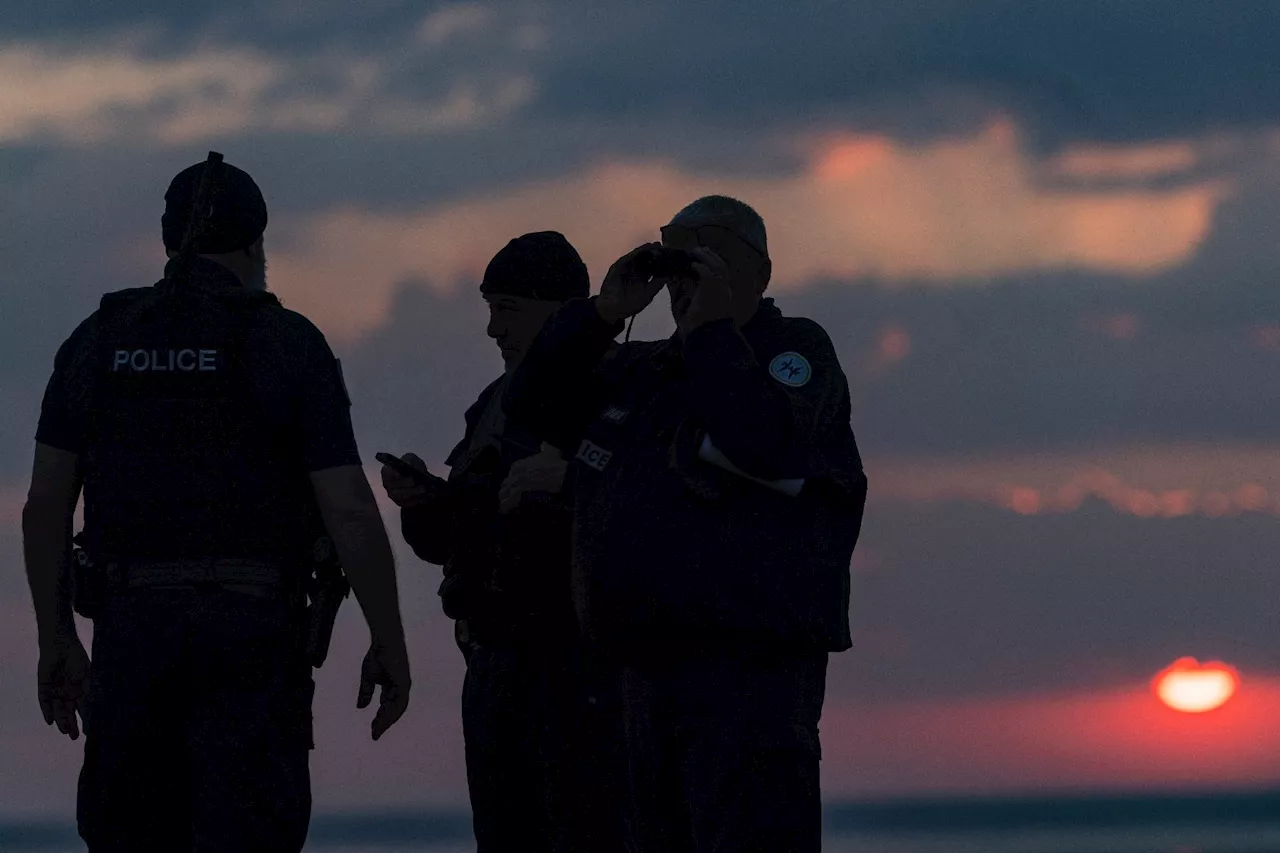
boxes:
[22,154,411,852]
[380,232,627,852]
[505,197,868,852]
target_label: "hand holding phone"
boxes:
[376,452,446,508]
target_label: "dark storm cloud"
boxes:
[0,0,406,42]
[835,496,1280,702]
[530,0,1280,148]
[226,117,806,217]
[6,1,1280,153]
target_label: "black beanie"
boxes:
[479,231,589,301]
[162,159,268,253]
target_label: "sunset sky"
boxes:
[4,0,1280,817]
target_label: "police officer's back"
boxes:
[22,156,412,853]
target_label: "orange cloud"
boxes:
[417,2,496,46]
[1048,141,1199,180]
[0,41,277,143]
[0,35,534,145]
[814,135,895,180]
[791,121,1225,280]
[1007,487,1042,515]
[869,444,1280,518]
[267,120,1229,340]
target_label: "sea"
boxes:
[6,791,1280,852]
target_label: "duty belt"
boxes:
[104,557,288,589]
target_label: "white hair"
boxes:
[668,195,768,257]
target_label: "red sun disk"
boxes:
[1154,658,1239,713]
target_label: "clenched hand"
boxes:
[498,443,568,514]
[595,243,669,324]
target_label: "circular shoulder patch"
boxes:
[768,351,812,387]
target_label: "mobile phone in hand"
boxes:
[375,452,441,487]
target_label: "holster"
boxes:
[70,533,105,621]
[439,570,486,622]
[304,535,349,669]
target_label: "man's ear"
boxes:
[757,257,772,294]
[243,238,264,262]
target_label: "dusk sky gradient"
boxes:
[4,0,1280,818]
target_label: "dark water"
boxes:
[7,826,1280,853]
[6,792,1280,852]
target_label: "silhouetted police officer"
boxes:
[504,197,868,853]
[380,232,626,853]
[23,155,412,852]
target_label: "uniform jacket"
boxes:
[505,297,868,662]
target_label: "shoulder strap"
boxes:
[98,285,160,321]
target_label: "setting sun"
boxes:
[1154,658,1239,713]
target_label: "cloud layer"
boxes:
[265,120,1230,341]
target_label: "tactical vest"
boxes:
[79,280,315,563]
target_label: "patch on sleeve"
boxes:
[600,405,630,424]
[768,351,812,387]
[575,439,614,472]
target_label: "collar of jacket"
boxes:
[162,255,245,291]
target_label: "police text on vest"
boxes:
[113,349,218,372]
[575,439,613,472]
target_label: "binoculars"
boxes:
[634,245,700,280]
